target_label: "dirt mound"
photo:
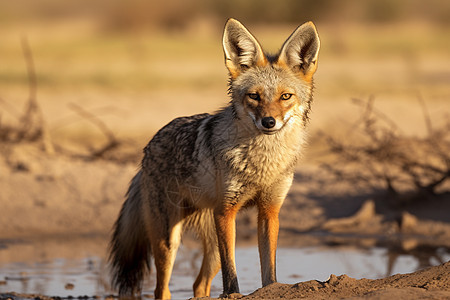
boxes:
[243,262,450,299]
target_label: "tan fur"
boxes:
[109,18,320,299]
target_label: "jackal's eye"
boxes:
[247,93,260,101]
[280,93,293,100]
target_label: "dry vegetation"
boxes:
[0,37,134,162]
[0,37,53,153]
[320,97,450,207]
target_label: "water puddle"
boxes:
[0,237,448,299]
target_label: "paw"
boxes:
[219,292,243,299]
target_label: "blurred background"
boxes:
[0,0,450,298]
[1,0,449,151]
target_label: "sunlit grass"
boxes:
[0,26,225,92]
[1,20,449,95]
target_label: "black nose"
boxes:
[261,117,276,129]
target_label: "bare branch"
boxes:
[21,35,37,108]
[0,97,21,119]
[68,103,120,158]
[417,93,433,135]
[0,36,54,154]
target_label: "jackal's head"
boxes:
[223,19,320,135]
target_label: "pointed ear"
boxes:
[223,18,267,79]
[278,21,320,81]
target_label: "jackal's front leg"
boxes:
[214,206,240,296]
[257,203,281,286]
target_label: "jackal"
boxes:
[109,18,320,299]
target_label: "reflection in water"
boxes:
[0,238,448,299]
[385,240,449,278]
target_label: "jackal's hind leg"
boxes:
[193,237,221,297]
[151,222,182,300]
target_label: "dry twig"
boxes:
[68,103,120,158]
[0,36,54,154]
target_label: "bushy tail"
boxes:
[109,170,151,296]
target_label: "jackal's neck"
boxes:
[209,104,306,187]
